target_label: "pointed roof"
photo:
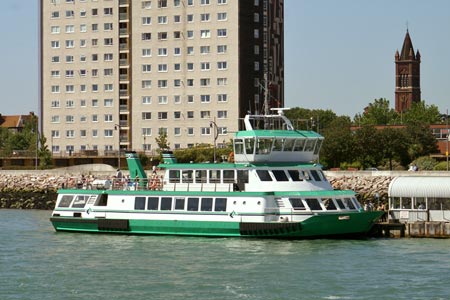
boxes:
[400,30,415,60]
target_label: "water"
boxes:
[1,210,449,300]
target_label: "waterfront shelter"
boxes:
[388,176,450,223]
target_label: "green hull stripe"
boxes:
[50,211,383,238]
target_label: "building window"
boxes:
[218,110,228,119]
[187,111,194,119]
[158,96,168,104]
[142,112,152,120]
[158,112,168,120]
[217,61,227,70]
[142,33,152,41]
[142,96,152,104]
[217,29,227,37]
[200,30,211,38]
[142,17,152,25]
[217,45,227,53]
[217,12,227,21]
[201,95,211,103]
[158,0,168,8]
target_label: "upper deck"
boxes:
[233,109,323,163]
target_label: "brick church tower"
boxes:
[395,30,421,112]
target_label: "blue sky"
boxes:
[1,0,449,118]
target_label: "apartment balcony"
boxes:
[119,104,129,113]
[119,13,129,21]
[119,28,129,36]
[119,74,129,82]
[119,0,129,6]
[119,59,129,67]
[119,90,129,97]
[119,44,129,52]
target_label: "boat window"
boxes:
[318,170,328,182]
[187,198,199,211]
[301,170,311,181]
[214,198,227,211]
[343,198,356,210]
[135,197,146,210]
[234,139,244,155]
[223,170,235,183]
[195,170,207,183]
[256,170,272,181]
[169,170,180,183]
[201,198,213,211]
[95,194,108,206]
[160,197,172,210]
[352,198,362,209]
[310,170,321,181]
[293,139,305,151]
[314,139,323,155]
[174,197,185,210]
[289,198,305,210]
[305,198,323,210]
[237,170,249,183]
[284,139,295,151]
[272,170,288,181]
[147,197,159,210]
[209,170,221,183]
[245,138,255,155]
[181,170,193,183]
[58,195,74,207]
[322,198,337,210]
[71,195,89,208]
[288,170,303,181]
[414,197,426,209]
[272,139,284,151]
[256,138,273,154]
[335,199,346,209]
[304,139,316,152]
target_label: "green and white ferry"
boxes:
[50,109,383,238]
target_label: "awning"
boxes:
[388,176,450,198]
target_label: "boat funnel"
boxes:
[125,151,148,187]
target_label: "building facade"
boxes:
[394,30,421,113]
[40,0,284,157]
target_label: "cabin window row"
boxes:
[234,138,323,155]
[134,196,227,212]
[168,169,249,184]
[58,194,106,208]
[288,197,360,211]
[257,169,327,182]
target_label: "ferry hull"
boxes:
[50,211,383,239]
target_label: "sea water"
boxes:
[1,209,449,300]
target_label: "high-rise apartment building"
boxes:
[40,0,284,156]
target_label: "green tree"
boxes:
[401,101,441,125]
[353,125,381,169]
[378,127,409,170]
[353,98,399,126]
[405,121,439,161]
[155,130,170,153]
[320,116,355,168]
[38,133,52,168]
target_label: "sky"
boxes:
[1,0,450,118]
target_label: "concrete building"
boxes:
[40,0,284,157]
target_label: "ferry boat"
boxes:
[50,109,383,238]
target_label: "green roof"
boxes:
[159,162,319,169]
[235,130,323,139]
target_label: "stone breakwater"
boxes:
[327,175,394,204]
[0,172,394,209]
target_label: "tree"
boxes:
[353,125,382,169]
[404,121,439,161]
[353,98,399,126]
[401,101,441,125]
[377,127,409,170]
[155,130,170,153]
[320,116,355,168]
[38,133,52,168]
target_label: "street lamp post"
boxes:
[446,109,449,171]
[114,124,121,170]
[209,120,219,162]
